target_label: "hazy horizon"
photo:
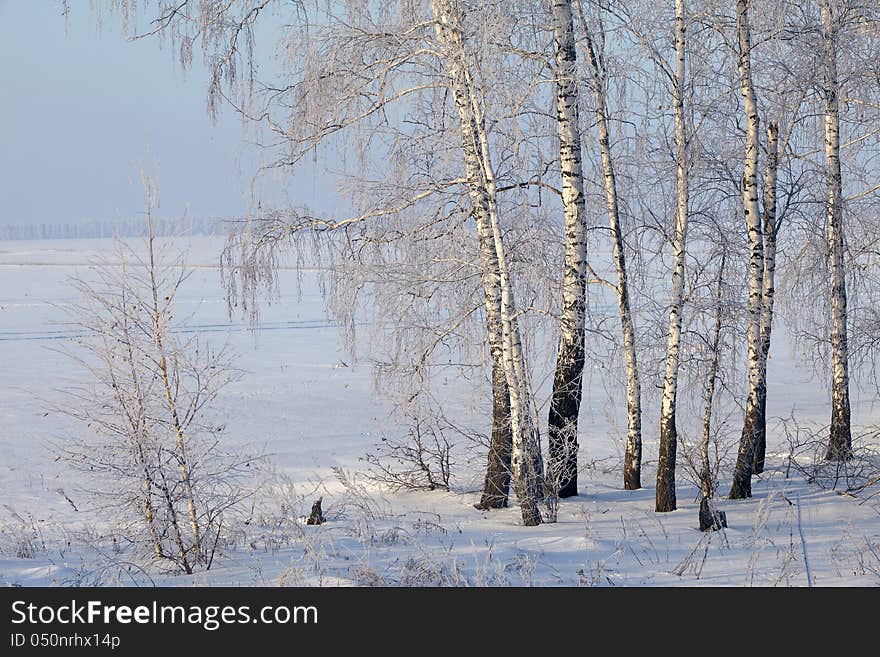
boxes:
[0,1,338,228]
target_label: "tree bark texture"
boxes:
[656,0,689,513]
[432,0,544,525]
[753,121,779,474]
[730,0,765,500]
[821,0,852,461]
[547,0,589,500]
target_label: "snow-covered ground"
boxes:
[1,237,878,586]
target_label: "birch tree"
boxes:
[729,0,766,500]
[546,0,589,500]
[821,0,852,461]
[577,1,644,490]
[700,0,806,480]
[752,119,779,474]
[431,0,545,525]
[780,0,880,464]
[697,0,799,493]
[656,0,691,513]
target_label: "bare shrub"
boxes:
[363,414,454,493]
[782,415,880,496]
[361,394,472,493]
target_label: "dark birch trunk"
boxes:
[753,121,779,474]
[477,361,512,509]
[547,0,588,500]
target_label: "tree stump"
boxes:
[699,496,727,532]
[306,497,325,525]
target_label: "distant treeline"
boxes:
[0,216,235,240]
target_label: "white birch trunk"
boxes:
[583,21,643,491]
[821,0,852,460]
[656,0,689,513]
[547,0,588,502]
[753,120,779,474]
[730,0,765,500]
[474,201,513,510]
[432,0,544,525]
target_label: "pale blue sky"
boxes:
[0,1,324,226]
